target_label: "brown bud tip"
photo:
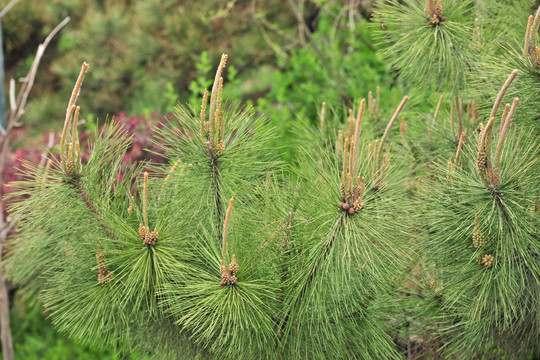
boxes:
[151,241,156,247]
[342,203,350,211]
[348,207,355,215]
[440,16,447,21]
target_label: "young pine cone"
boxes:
[472,228,485,248]
[481,254,495,267]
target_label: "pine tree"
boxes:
[373,1,540,357]
[4,53,416,359]
[421,73,539,357]
[4,1,540,358]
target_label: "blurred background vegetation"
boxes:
[2,0,401,358]
[3,0,401,156]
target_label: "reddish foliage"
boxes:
[1,112,168,216]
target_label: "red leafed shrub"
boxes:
[109,111,167,166]
[1,112,168,216]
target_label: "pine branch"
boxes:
[74,180,117,240]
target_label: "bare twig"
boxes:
[0,0,21,18]
[0,17,70,173]
[285,0,338,86]
[12,17,70,126]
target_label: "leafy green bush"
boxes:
[258,8,401,161]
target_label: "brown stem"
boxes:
[76,181,117,240]
[210,157,223,245]
[285,0,346,99]
[0,272,13,360]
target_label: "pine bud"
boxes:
[481,254,494,267]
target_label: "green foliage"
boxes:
[9,291,145,360]
[373,0,475,93]
[472,4,540,132]
[4,1,540,358]
[278,113,413,359]
[4,51,416,359]
[475,0,538,55]
[421,128,539,358]
[258,11,400,162]
[3,0,296,128]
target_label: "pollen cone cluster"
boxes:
[96,242,113,285]
[425,0,446,26]
[139,224,159,247]
[220,255,239,286]
[472,214,485,248]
